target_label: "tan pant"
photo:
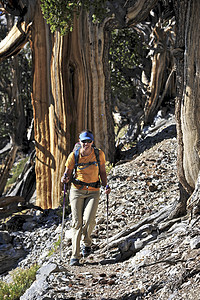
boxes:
[69,187,100,259]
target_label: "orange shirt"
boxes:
[66,148,106,190]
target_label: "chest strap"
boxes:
[76,161,98,170]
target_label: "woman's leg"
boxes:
[82,190,100,247]
[70,188,85,259]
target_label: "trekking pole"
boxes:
[60,182,67,262]
[106,186,109,255]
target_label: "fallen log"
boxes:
[98,203,182,262]
[0,196,43,219]
[0,196,25,208]
[99,204,173,251]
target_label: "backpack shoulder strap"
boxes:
[74,148,80,166]
[73,142,81,170]
[93,146,100,172]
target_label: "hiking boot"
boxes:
[82,246,91,258]
[70,258,80,266]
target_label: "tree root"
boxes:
[98,202,190,262]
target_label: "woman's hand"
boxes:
[105,185,111,194]
[61,173,70,183]
[61,168,72,184]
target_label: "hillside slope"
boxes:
[1,118,200,300]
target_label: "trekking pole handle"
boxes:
[64,173,69,181]
[105,185,110,194]
[62,173,70,185]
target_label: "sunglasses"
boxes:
[81,139,93,143]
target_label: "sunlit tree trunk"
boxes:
[31,1,115,208]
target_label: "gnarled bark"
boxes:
[0,21,30,61]
[126,0,158,25]
[0,0,35,61]
[144,21,175,124]
[174,0,200,199]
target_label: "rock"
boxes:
[190,236,200,250]
[0,243,25,274]
[0,231,12,244]
[0,231,26,274]
[20,263,58,300]
[64,229,72,241]
[22,221,37,231]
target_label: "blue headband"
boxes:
[79,131,94,141]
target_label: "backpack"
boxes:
[71,142,101,188]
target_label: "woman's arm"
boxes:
[99,163,111,194]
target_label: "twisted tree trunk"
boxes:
[144,21,175,124]
[173,0,200,216]
[31,2,115,208]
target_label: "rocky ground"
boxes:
[1,114,200,299]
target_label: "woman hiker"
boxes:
[61,130,111,266]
